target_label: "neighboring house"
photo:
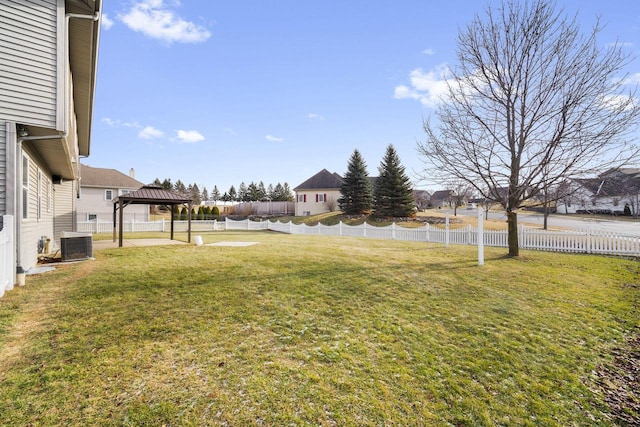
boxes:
[556,168,640,215]
[413,190,431,210]
[429,190,455,208]
[77,164,147,224]
[0,1,102,284]
[294,169,344,216]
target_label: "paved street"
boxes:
[445,209,640,234]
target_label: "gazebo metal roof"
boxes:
[112,184,193,247]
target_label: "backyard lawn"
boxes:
[0,231,638,426]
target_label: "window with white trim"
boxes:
[105,189,114,200]
[37,169,42,220]
[22,155,29,219]
[316,193,327,203]
[88,213,97,221]
[297,194,306,203]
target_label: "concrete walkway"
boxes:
[93,238,188,250]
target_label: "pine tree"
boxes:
[212,185,220,201]
[238,182,248,202]
[338,149,373,215]
[373,145,415,217]
[201,187,209,202]
[228,185,237,201]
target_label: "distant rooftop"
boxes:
[80,164,144,189]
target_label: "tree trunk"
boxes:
[543,204,549,230]
[507,210,519,257]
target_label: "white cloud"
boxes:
[308,113,325,121]
[176,129,205,143]
[118,0,211,44]
[265,134,284,142]
[101,117,119,126]
[393,65,451,108]
[139,126,164,139]
[101,13,114,30]
[422,48,435,55]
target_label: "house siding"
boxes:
[20,147,55,270]
[77,186,149,223]
[295,189,340,216]
[0,0,58,128]
[53,179,75,247]
[0,122,5,215]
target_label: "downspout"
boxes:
[14,10,99,282]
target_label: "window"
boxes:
[37,170,42,220]
[22,156,29,219]
[316,194,327,203]
[119,189,132,196]
[297,194,307,203]
[105,189,113,200]
[88,214,97,221]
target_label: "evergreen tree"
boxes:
[162,178,172,190]
[247,182,259,201]
[282,183,294,201]
[201,187,209,202]
[174,180,187,195]
[267,184,275,200]
[338,149,373,215]
[238,182,248,201]
[187,183,201,205]
[212,185,220,201]
[228,186,237,201]
[180,206,188,220]
[257,181,267,201]
[373,145,415,217]
[153,178,162,186]
[221,192,230,202]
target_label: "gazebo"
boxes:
[112,184,193,247]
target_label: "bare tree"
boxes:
[448,180,475,216]
[418,0,639,256]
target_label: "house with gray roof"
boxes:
[556,168,640,215]
[293,169,344,216]
[77,164,148,224]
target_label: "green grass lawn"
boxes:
[0,231,638,426]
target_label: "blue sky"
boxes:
[89,0,640,195]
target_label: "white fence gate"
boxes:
[0,215,15,298]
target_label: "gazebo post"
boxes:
[170,204,175,241]
[187,202,192,243]
[118,199,124,247]
[112,202,117,242]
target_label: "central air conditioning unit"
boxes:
[60,232,93,261]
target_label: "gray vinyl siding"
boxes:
[0,122,5,215]
[53,179,75,247]
[0,0,58,128]
[20,148,55,270]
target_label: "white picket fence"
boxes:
[77,217,640,257]
[77,219,225,234]
[227,218,640,257]
[0,215,15,298]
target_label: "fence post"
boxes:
[339,221,343,236]
[477,208,484,266]
[445,214,450,247]
[467,225,472,245]
[425,223,430,242]
[363,222,367,238]
[392,222,396,240]
[289,221,293,234]
[587,225,592,254]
